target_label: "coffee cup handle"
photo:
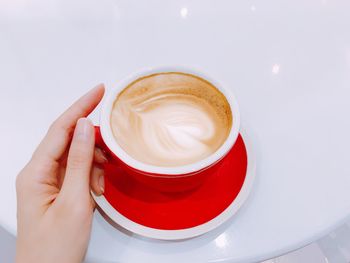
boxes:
[94,126,106,149]
[94,126,115,164]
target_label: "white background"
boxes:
[1,0,350,262]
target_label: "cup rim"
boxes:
[100,66,240,175]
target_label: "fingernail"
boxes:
[76,118,92,139]
[99,175,105,194]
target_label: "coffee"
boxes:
[110,72,232,167]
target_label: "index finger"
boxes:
[32,84,105,163]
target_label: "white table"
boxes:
[1,0,350,262]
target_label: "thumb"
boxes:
[61,118,95,197]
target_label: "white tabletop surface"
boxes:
[1,0,350,262]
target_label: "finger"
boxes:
[33,84,105,163]
[61,118,95,196]
[94,147,108,164]
[55,147,105,190]
[90,165,104,196]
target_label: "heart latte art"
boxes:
[110,72,232,167]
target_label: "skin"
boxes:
[16,84,106,263]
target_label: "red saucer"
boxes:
[103,135,247,230]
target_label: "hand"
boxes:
[16,85,106,263]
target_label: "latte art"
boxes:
[110,72,232,167]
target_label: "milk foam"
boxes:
[110,73,232,167]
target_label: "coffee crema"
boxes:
[110,72,232,167]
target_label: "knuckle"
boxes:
[49,119,73,139]
[68,153,88,170]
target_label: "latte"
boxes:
[110,72,232,167]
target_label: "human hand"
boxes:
[16,85,106,263]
